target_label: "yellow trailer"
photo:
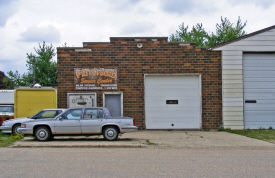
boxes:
[14,85,57,118]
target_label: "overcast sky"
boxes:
[0,0,274,75]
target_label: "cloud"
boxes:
[160,0,215,15]
[109,0,141,11]
[19,25,61,43]
[120,21,155,35]
[228,0,275,9]
[0,0,19,27]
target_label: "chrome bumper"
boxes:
[0,126,12,134]
[120,126,138,133]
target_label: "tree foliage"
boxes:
[0,71,8,89]
[3,71,30,89]
[3,42,57,88]
[169,17,247,47]
[26,42,57,86]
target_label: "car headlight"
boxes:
[21,124,26,128]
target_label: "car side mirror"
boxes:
[57,117,62,121]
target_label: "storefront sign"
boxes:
[74,68,118,90]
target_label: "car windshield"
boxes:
[0,106,14,112]
[30,110,64,119]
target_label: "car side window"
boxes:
[56,110,63,116]
[62,109,82,120]
[40,111,57,118]
[83,109,99,119]
[98,109,104,118]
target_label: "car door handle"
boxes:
[245,100,257,103]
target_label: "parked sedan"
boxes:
[0,109,66,134]
[18,107,138,141]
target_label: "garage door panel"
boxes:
[244,78,275,82]
[244,71,275,77]
[145,75,201,129]
[244,66,275,71]
[146,107,200,119]
[244,111,275,121]
[145,76,199,86]
[145,98,199,108]
[146,118,200,129]
[243,53,275,129]
[244,82,275,88]
[245,105,275,111]
[244,93,275,100]
[145,86,199,97]
[244,122,275,129]
[244,60,275,66]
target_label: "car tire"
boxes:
[35,126,52,141]
[12,124,21,135]
[103,126,118,141]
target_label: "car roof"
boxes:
[42,109,67,111]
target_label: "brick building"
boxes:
[57,37,222,130]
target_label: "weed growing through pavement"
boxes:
[146,139,155,145]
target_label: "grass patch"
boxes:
[146,139,156,145]
[0,132,24,147]
[225,128,275,143]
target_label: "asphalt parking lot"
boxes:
[10,130,275,148]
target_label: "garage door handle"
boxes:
[245,100,257,103]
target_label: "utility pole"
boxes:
[33,60,36,86]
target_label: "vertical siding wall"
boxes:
[214,28,275,129]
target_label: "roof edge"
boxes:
[211,24,275,49]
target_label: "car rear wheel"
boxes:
[103,126,118,141]
[35,126,52,141]
[12,124,21,135]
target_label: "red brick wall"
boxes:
[57,37,222,130]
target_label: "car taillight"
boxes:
[10,116,14,119]
[133,119,136,126]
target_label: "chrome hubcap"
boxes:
[39,131,46,138]
[107,130,114,137]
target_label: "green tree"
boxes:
[26,42,57,86]
[169,16,247,47]
[0,71,8,89]
[170,23,208,47]
[3,41,57,87]
[3,71,31,89]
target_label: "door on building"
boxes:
[243,53,275,129]
[103,92,123,117]
[145,75,201,129]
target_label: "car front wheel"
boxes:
[12,124,21,135]
[103,127,118,141]
[35,126,52,141]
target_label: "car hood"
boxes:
[4,117,29,123]
[24,118,56,124]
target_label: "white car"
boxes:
[18,107,138,141]
[0,109,66,134]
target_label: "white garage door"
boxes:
[145,75,201,129]
[243,53,275,129]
